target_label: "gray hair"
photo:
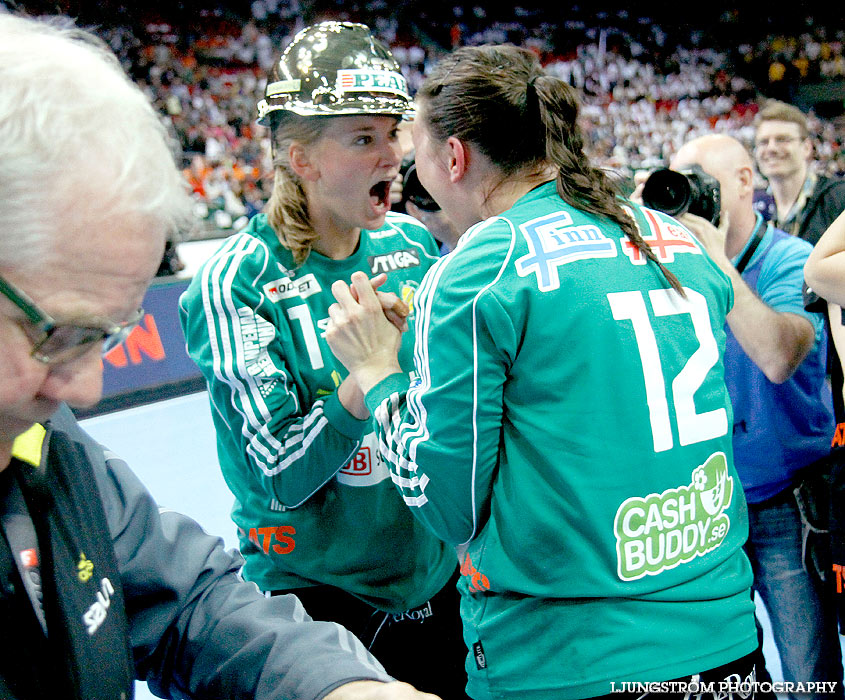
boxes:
[0,14,193,269]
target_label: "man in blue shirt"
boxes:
[671,134,841,699]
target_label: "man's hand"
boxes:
[629,169,650,205]
[678,211,731,270]
[324,680,441,700]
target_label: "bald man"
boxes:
[671,135,843,699]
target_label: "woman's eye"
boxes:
[355,135,373,145]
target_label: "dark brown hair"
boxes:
[417,45,684,295]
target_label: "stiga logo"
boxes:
[368,248,420,274]
[614,452,733,581]
[336,69,409,97]
[263,273,321,302]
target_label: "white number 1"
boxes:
[607,288,727,453]
[287,304,324,370]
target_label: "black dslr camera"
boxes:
[641,164,721,227]
[399,157,440,213]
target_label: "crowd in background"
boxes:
[11,0,840,237]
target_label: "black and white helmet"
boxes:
[257,21,414,125]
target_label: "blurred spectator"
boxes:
[23,0,841,238]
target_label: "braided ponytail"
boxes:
[533,75,685,296]
[419,45,684,296]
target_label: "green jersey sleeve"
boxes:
[365,218,517,544]
[179,233,368,509]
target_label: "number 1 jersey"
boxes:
[179,212,455,612]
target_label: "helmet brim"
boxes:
[257,96,415,126]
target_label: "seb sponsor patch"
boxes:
[614,452,733,581]
[336,69,409,97]
[368,248,420,274]
[337,433,390,486]
[263,273,321,302]
[515,211,617,292]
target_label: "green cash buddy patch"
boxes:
[614,452,733,581]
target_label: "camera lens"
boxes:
[641,168,692,217]
[403,163,440,212]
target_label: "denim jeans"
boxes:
[745,489,844,700]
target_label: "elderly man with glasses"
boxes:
[0,13,439,700]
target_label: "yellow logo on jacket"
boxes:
[78,553,94,582]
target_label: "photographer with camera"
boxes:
[650,133,842,698]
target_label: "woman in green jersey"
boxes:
[325,45,760,700]
[179,22,466,698]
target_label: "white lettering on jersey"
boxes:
[368,228,399,240]
[237,308,279,386]
[368,249,420,274]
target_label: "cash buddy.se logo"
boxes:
[614,452,733,581]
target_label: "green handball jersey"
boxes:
[364,183,757,698]
[179,212,455,612]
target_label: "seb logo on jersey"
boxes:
[614,452,733,581]
[337,433,390,486]
[368,248,420,275]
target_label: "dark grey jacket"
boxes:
[1,405,390,699]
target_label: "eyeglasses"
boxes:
[754,135,803,150]
[0,274,144,365]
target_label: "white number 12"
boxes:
[607,288,727,453]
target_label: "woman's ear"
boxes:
[289,141,319,182]
[446,136,469,183]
